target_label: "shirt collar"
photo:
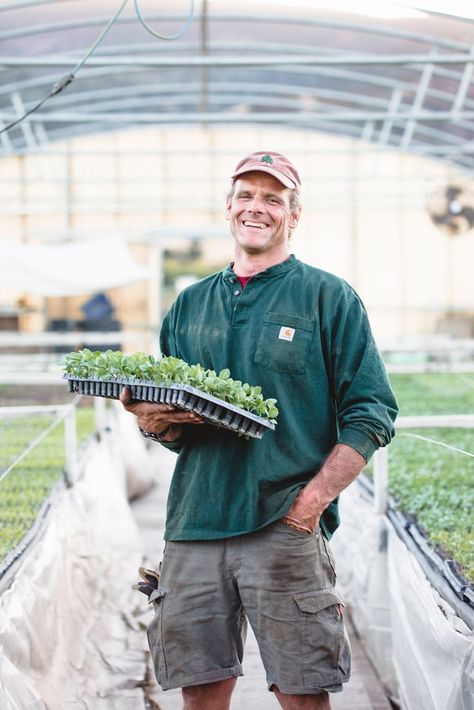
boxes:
[223,254,297,281]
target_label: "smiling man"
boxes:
[121,151,398,710]
[226,153,300,261]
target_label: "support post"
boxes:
[94,396,107,438]
[147,240,163,355]
[373,446,389,514]
[64,406,77,487]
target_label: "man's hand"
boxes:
[119,386,204,442]
[282,491,322,534]
[282,444,367,534]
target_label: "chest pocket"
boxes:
[254,312,316,374]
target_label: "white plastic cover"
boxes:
[388,526,474,710]
[0,432,147,709]
[108,401,156,501]
[0,238,147,296]
[332,481,474,710]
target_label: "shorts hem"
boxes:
[267,681,344,695]
[160,664,243,691]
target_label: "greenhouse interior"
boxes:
[0,1,473,709]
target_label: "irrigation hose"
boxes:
[133,0,195,40]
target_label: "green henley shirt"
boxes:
[159,255,398,541]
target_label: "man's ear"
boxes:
[289,209,301,230]
[225,200,231,220]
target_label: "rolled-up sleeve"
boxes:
[327,288,398,462]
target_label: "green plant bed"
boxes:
[0,407,95,563]
[370,372,474,581]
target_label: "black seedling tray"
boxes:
[65,375,275,439]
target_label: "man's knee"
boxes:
[182,676,237,710]
[273,686,331,710]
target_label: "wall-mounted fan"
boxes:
[427,183,474,236]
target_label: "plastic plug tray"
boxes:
[64,375,275,439]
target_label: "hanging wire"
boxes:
[399,432,474,458]
[133,0,195,40]
[0,0,196,136]
[0,0,130,136]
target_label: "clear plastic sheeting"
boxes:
[332,481,474,710]
[0,433,147,709]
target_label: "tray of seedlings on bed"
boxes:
[63,349,278,439]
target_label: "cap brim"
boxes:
[231,166,296,190]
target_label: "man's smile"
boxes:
[242,220,268,229]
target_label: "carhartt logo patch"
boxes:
[279,326,295,342]
[261,154,274,164]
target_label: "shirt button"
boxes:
[233,289,241,296]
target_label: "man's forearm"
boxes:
[303,444,366,510]
[283,443,367,532]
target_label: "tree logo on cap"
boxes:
[261,154,274,164]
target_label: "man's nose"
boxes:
[247,196,264,212]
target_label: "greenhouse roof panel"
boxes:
[1,0,474,169]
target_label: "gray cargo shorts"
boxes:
[147,520,351,695]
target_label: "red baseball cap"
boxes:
[231,151,301,190]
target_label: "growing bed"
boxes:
[380,372,474,581]
[0,392,94,562]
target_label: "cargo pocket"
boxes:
[254,312,315,374]
[294,590,351,687]
[146,588,168,686]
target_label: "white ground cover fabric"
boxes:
[0,238,146,296]
[332,481,474,710]
[0,423,150,709]
[108,401,156,501]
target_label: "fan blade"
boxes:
[446,186,462,202]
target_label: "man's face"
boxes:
[225,172,300,257]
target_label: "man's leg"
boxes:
[147,540,246,694]
[182,677,237,710]
[234,522,350,701]
[273,687,331,710]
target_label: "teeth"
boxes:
[243,221,266,228]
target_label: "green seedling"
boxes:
[63,349,279,423]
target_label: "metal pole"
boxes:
[93,396,106,437]
[147,241,162,355]
[64,405,77,487]
[2,52,474,67]
[450,43,474,120]
[3,109,474,124]
[373,447,389,514]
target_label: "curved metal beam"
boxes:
[2,108,474,123]
[2,70,473,155]
[0,10,470,52]
[4,117,473,172]
[2,52,474,67]
[3,59,471,114]
[0,0,78,9]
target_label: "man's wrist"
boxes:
[139,424,174,443]
[297,481,326,512]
